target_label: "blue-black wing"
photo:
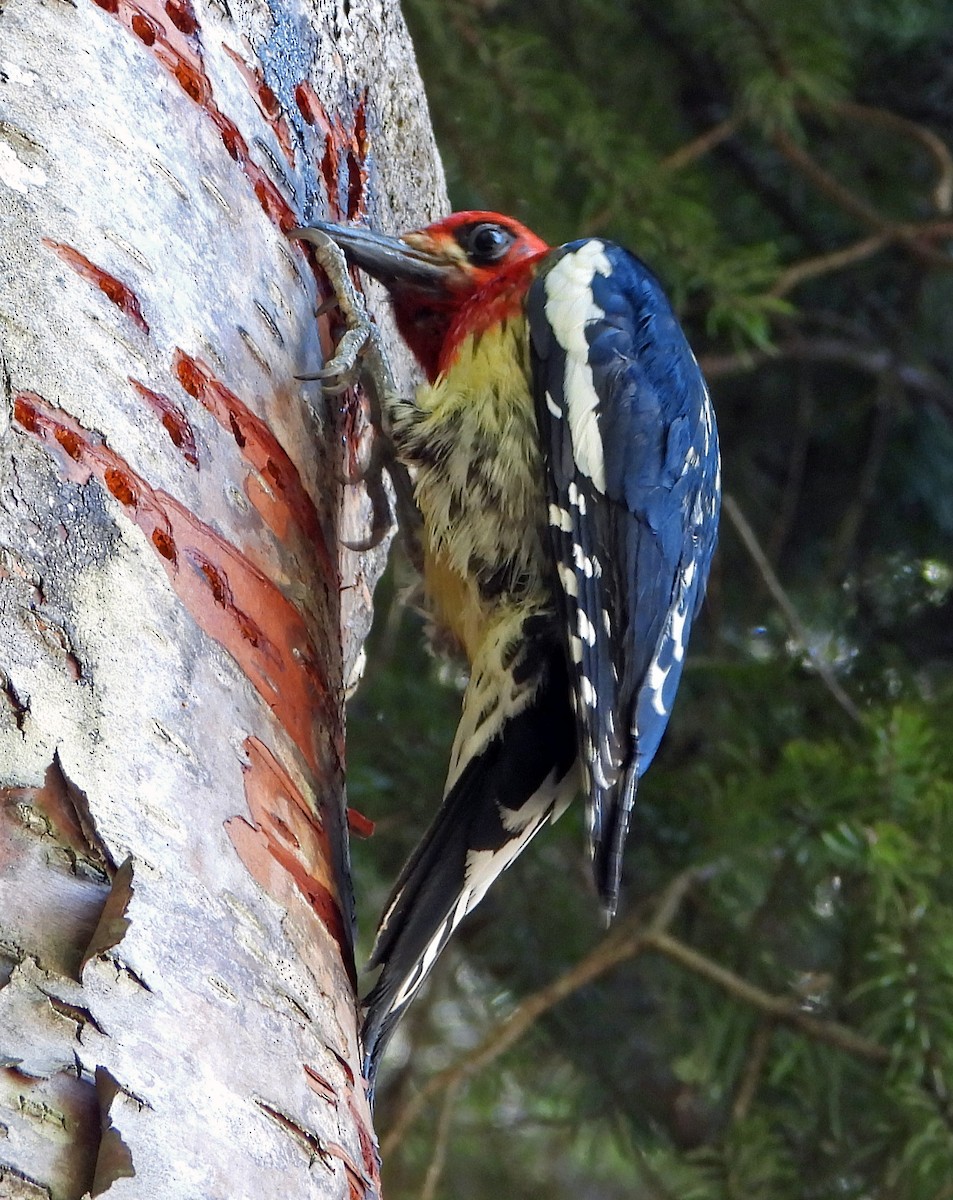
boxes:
[527,239,720,915]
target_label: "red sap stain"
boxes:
[303,88,369,223]
[13,392,335,773]
[352,92,369,162]
[54,427,83,461]
[320,134,342,220]
[104,467,138,507]
[173,57,209,103]
[210,110,249,164]
[164,0,197,35]
[345,91,369,220]
[129,379,199,467]
[293,82,332,138]
[172,350,333,571]
[131,12,158,44]
[252,174,297,232]
[226,737,349,959]
[222,45,295,168]
[43,240,149,334]
[151,527,177,562]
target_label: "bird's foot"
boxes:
[291,226,399,551]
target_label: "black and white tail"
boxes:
[361,622,579,1086]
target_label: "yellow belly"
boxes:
[422,544,490,665]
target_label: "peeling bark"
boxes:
[0,0,447,1195]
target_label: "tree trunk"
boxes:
[0,0,446,1195]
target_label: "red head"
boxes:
[296,212,551,380]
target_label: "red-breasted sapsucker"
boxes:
[295,212,720,1085]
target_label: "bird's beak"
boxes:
[290,221,456,291]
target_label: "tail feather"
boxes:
[361,642,578,1086]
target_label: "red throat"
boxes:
[389,255,545,381]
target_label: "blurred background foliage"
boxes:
[347,0,953,1194]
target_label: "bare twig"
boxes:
[828,371,898,572]
[642,930,889,1063]
[420,1076,463,1200]
[770,232,891,297]
[772,131,953,271]
[661,117,741,172]
[732,1021,775,1123]
[699,335,953,415]
[773,129,897,231]
[721,493,864,725]
[821,99,953,215]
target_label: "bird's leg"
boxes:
[293,228,420,560]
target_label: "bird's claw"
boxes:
[291,225,403,550]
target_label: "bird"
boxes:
[293,211,721,1086]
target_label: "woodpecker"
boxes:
[294,212,720,1084]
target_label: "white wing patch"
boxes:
[543,242,613,492]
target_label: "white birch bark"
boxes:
[0,0,446,1195]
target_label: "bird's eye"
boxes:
[462,223,515,265]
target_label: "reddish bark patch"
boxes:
[171,350,333,571]
[129,378,199,467]
[344,1086,382,1196]
[12,391,335,772]
[345,807,374,839]
[28,755,115,874]
[328,1045,355,1088]
[226,737,348,958]
[303,1064,339,1105]
[323,1140,371,1200]
[43,240,149,334]
[222,45,296,168]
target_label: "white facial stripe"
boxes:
[543,243,611,492]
